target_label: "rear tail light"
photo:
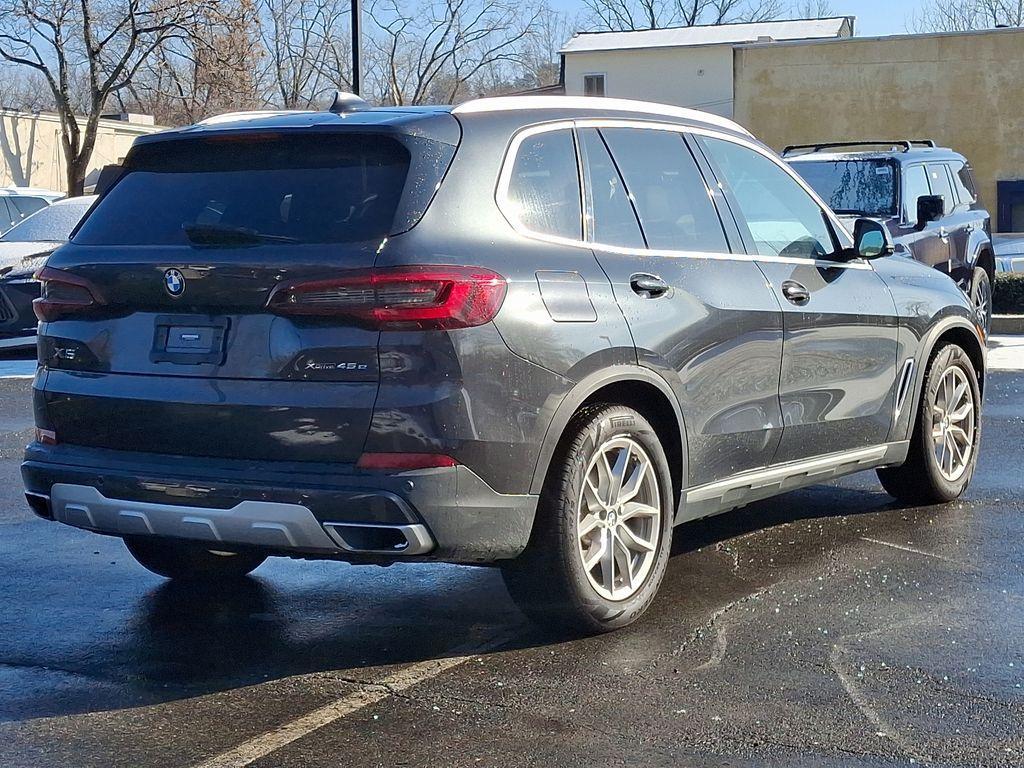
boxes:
[268,265,507,330]
[356,453,458,471]
[33,267,104,322]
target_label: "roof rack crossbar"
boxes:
[782,139,937,156]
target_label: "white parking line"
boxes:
[193,633,510,768]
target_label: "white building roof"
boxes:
[561,17,853,54]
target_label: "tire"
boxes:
[877,342,981,505]
[124,537,267,580]
[969,266,992,339]
[501,404,675,634]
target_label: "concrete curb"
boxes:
[993,315,1024,335]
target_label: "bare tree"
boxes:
[0,0,197,195]
[124,0,262,124]
[0,65,56,111]
[368,0,542,105]
[792,0,833,18]
[582,0,787,31]
[912,0,1023,31]
[520,5,577,88]
[259,0,350,109]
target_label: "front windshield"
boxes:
[0,200,93,243]
[790,159,899,218]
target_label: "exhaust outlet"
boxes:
[322,522,434,556]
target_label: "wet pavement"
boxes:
[0,366,1021,767]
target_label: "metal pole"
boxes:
[351,0,362,96]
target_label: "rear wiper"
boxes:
[183,223,298,246]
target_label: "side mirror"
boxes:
[916,194,944,228]
[852,218,895,260]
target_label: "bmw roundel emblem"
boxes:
[164,268,185,297]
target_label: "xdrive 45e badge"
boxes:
[164,269,185,297]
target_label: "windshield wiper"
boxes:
[183,223,298,246]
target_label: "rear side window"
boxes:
[600,128,727,252]
[74,134,435,246]
[926,164,955,215]
[505,130,582,240]
[948,160,977,204]
[578,128,645,249]
[702,137,834,259]
[903,165,931,221]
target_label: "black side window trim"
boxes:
[583,125,737,256]
[570,127,593,244]
[573,125,649,249]
[684,133,746,256]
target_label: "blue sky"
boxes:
[832,0,924,35]
[552,1,927,36]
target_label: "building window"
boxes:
[583,74,605,97]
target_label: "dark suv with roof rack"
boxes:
[21,97,986,633]
[785,140,994,336]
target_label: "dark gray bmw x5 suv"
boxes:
[22,96,986,632]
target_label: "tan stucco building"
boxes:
[733,27,1024,232]
[0,110,159,194]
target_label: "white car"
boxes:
[0,187,65,234]
[0,196,97,351]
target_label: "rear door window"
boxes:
[74,134,422,246]
[577,128,645,249]
[926,164,955,215]
[505,130,582,240]
[701,136,835,259]
[902,165,931,222]
[600,128,728,253]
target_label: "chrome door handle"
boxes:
[630,273,670,298]
[781,280,810,305]
[939,227,949,241]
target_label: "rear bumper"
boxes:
[22,443,538,563]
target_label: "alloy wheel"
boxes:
[973,277,992,335]
[577,437,661,602]
[931,365,976,482]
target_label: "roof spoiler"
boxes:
[328,91,371,114]
[782,139,936,157]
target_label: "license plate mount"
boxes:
[151,315,229,365]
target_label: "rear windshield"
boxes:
[1,200,92,243]
[74,133,443,246]
[790,159,898,218]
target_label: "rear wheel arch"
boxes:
[975,246,996,283]
[531,368,687,510]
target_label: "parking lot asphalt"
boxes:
[0,362,1021,768]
